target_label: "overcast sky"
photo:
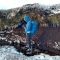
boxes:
[0,0,60,9]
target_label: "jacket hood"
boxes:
[24,15,30,23]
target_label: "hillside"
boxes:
[0,3,60,29]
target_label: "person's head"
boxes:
[24,15,30,23]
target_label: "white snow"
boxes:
[0,46,60,60]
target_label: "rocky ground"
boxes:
[0,27,60,55]
[0,27,60,59]
[0,46,60,60]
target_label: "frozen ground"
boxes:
[0,46,60,60]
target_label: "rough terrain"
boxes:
[0,26,60,55]
[0,46,60,60]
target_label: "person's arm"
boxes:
[22,25,26,30]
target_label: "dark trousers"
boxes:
[26,33,32,50]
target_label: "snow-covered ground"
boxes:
[0,46,60,60]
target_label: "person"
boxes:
[22,15,37,53]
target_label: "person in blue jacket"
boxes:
[22,15,37,53]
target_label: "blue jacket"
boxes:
[23,21,32,33]
[31,21,37,34]
[23,15,37,34]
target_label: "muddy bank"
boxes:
[0,27,60,55]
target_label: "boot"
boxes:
[26,46,32,54]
